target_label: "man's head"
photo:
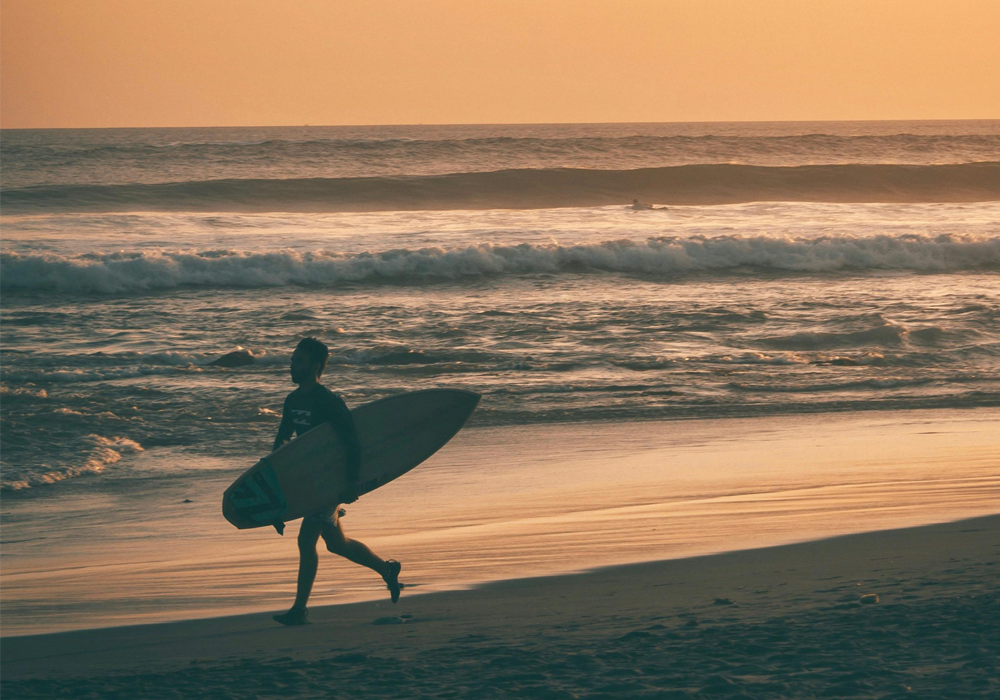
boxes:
[290,337,329,385]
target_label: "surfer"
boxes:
[629,198,654,210]
[271,337,402,626]
[628,198,668,211]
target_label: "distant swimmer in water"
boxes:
[629,198,669,211]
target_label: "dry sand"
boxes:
[3,514,998,699]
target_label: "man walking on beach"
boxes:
[271,337,401,626]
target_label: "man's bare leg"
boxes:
[274,511,402,626]
[273,518,323,625]
[322,523,387,575]
[323,512,402,603]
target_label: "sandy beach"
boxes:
[4,514,998,698]
[4,408,998,638]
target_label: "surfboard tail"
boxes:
[223,459,289,529]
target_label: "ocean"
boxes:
[2,120,999,634]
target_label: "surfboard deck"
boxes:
[223,389,480,530]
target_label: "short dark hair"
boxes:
[296,337,330,376]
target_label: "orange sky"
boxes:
[2,0,998,128]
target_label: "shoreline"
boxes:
[5,515,998,697]
[2,510,996,642]
[3,406,998,638]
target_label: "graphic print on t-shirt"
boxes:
[291,409,312,428]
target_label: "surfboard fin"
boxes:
[272,521,285,536]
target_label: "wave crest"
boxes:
[3,234,998,294]
[3,162,998,213]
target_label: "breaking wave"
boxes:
[0,435,143,492]
[3,234,999,294]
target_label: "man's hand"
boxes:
[341,484,359,504]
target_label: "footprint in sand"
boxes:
[372,614,414,625]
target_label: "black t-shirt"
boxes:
[273,385,361,472]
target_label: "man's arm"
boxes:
[324,394,362,482]
[272,397,293,452]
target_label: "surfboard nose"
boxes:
[452,389,481,412]
[418,388,481,411]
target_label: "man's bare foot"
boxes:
[383,560,402,603]
[273,607,309,626]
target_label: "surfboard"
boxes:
[223,389,480,530]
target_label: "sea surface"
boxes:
[2,121,999,633]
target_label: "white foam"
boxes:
[3,234,998,294]
[0,385,49,398]
[2,365,204,384]
[0,435,143,491]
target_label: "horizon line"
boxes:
[3,117,999,132]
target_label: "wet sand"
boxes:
[4,515,998,699]
[4,408,998,638]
